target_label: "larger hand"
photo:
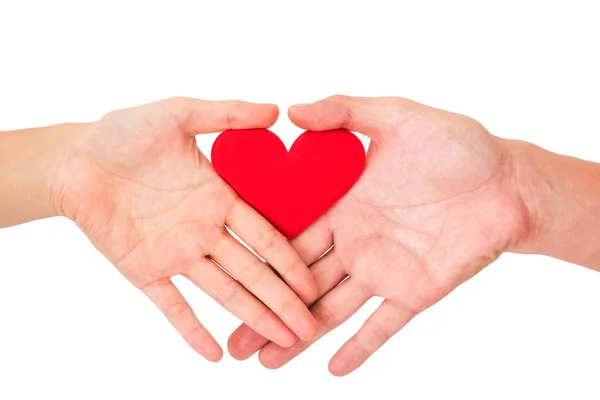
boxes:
[228,96,528,374]
[52,97,318,361]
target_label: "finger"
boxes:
[288,95,417,140]
[210,232,318,341]
[160,97,280,135]
[227,324,269,361]
[288,214,334,266]
[142,279,222,362]
[328,299,416,376]
[226,198,317,303]
[309,249,348,299]
[227,250,347,360]
[258,278,370,369]
[185,258,297,348]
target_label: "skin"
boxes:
[227,95,600,376]
[0,97,319,362]
[4,95,600,374]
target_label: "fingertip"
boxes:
[278,333,298,348]
[288,99,340,131]
[288,103,309,113]
[302,277,319,305]
[259,313,298,348]
[225,101,280,130]
[296,312,318,342]
[328,356,352,377]
[284,299,318,342]
[227,333,251,361]
[305,324,318,343]
[187,329,223,362]
[227,324,272,360]
[287,103,310,125]
[263,103,280,127]
[328,349,360,378]
[290,266,319,305]
[210,347,224,363]
[202,343,224,363]
[268,321,298,348]
[258,346,285,370]
[227,328,243,359]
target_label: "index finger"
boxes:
[288,95,419,141]
[225,197,318,304]
[160,97,280,135]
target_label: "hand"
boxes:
[227,96,529,375]
[51,97,318,361]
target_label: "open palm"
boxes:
[53,97,317,361]
[228,96,528,375]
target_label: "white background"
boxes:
[1,1,599,399]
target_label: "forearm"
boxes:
[510,140,600,270]
[0,124,80,228]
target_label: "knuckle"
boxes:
[391,96,412,109]
[327,94,348,103]
[255,228,280,255]
[209,181,235,207]
[369,322,390,346]
[343,106,357,128]
[353,336,372,358]
[395,298,421,319]
[100,109,119,122]
[311,302,338,331]
[251,307,274,331]
[169,95,188,102]
[274,295,297,321]
[163,301,189,320]
[463,115,487,132]
[325,95,355,128]
[279,295,295,313]
[241,260,267,290]
[183,326,205,346]
[210,229,230,255]
[279,259,307,290]
[214,279,240,305]
[97,108,128,130]
[162,96,198,127]
[226,104,240,128]
[164,96,189,108]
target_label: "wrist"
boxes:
[38,123,85,221]
[503,139,545,255]
[0,123,85,227]
[505,138,600,268]
[49,123,91,220]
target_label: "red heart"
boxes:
[211,129,366,239]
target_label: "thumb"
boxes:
[288,95,417,141]
[157,97,280,136]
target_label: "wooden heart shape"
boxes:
[211,128,366,239]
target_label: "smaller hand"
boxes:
[52,97,318,361]
[228,96,529,374]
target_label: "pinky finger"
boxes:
[328,299,415,376]
[143,279,223,362]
